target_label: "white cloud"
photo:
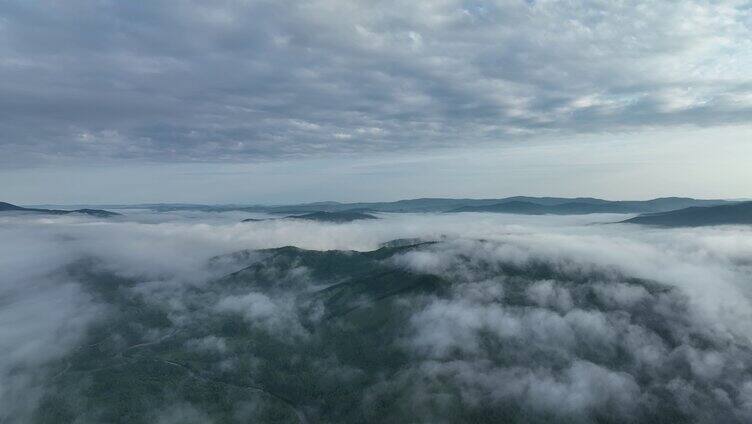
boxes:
[3,210,752,421]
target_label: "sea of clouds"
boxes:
[2,210,752,422]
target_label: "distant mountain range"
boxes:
[449,198,735,215]
[451,200,633,215]
[621,201,752,227]
[283,211,378,222]
[0,202,119,217]
[9,197,749,226]
[241,211,378,223]
[87,196,735,215]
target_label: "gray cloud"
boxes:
[1,0,751,165]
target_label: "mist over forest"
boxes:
[2,210,752,423]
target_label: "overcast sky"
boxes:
[1,0,751,204]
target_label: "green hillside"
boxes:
[30,240,748,423]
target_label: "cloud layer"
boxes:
[2,211,752,422]
[2,0,751,165]
[385,236,752,422]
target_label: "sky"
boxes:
[1,0,751,204]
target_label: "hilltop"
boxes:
[621,201,752,227]
[0,202,120,217]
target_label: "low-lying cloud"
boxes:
[2,210,752,422]
[388,236,752,422]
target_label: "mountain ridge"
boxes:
[0,202,120,217]
[620,201,752,227]
[66,196,736,215]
